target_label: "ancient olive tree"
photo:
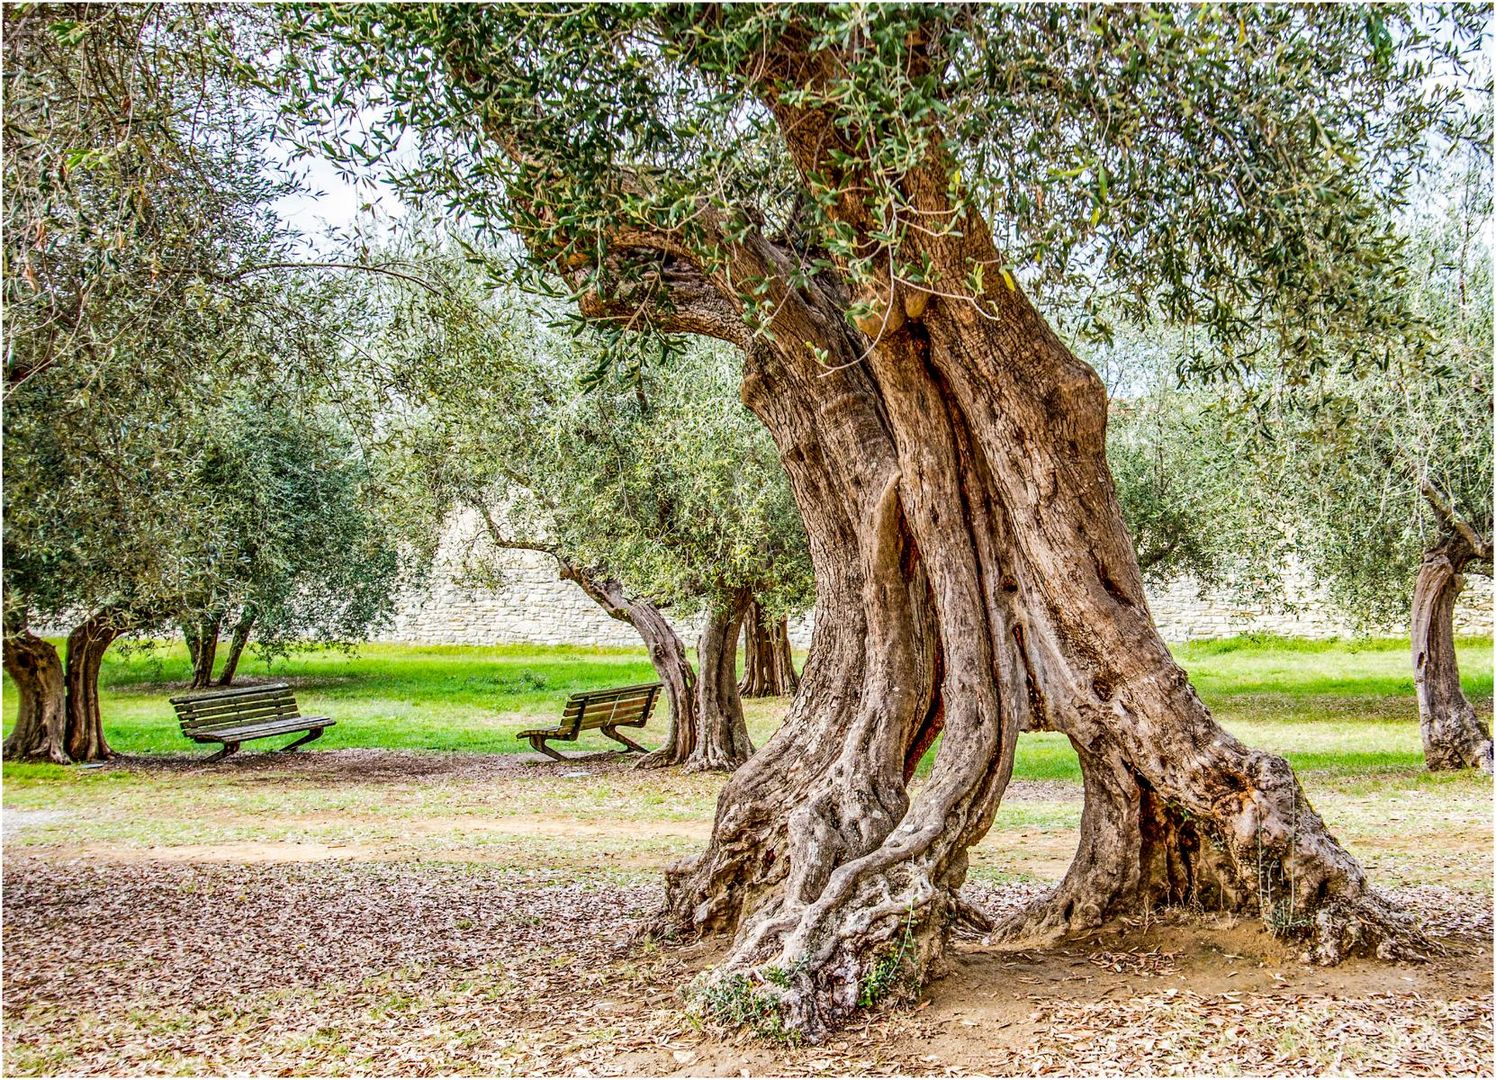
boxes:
[4,352,218,762]
[737,598,800,699]
[285,3,1480,1036]
[2,2,300,761]
[365,233,812,769]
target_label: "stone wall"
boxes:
[380,511,1492,648]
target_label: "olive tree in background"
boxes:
[364,232,813,770]
[1278,151,1493,771]
[1101,332,1290,601]
[179,392,404,690]
[281,3,1484,1034]
[2,5,408,760]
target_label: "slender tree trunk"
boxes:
[1411,539,1492,772]
[183,622,201,678]
[739,599,800,698]
[3,621,69,763]
[185,614,222,690]
[215,610,256,687]
[690,592,755,772]
[64,613,120,763]
[558,562,703,768]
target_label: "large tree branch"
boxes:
[1419,479,1492,562]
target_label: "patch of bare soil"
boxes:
[3,856,1489,1076]
[106,749,1082,802]
[109,747,634,784]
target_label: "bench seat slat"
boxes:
[186,717,333,743]
[176,688,296,707]
[182,702,300,724]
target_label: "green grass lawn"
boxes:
[3,633,1491,783]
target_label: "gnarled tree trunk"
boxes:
[475,22,1425,1041]
[215,609,256,687]
[64,613,120,763]
[559,562,703,769]
[1411,537,1492,772]
[690,592,755,772]
[642,120,1422,1044]
[3,621,69,763]
[739,599,800,698]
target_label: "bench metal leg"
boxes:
[601,725,647,754]
[529,736,569,762]
[206,741,240,763]
[277,727,326,753]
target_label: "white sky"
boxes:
[270,148,407,250]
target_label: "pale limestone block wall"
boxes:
[381,512,1493,647]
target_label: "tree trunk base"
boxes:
[3,626,70,764]
[988,732,1433,966]
[688,879,960,1044]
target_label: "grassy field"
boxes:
[4,634,1491,1076]
[4,633,1491,779]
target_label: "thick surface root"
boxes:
[1300,893,1436,965]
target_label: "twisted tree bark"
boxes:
[449,14,1427,1041]
[3,620,69,763]
[648,59,1422,1038]
[64,613,120,763]
[1411,536,1492,772]
[739,599,799,698]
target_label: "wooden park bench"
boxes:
[518,682,661,761]
[170,682,333,762]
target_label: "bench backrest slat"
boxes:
[170,683,303,732]
[555,682,661,738]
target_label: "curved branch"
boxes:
[1419,479,1492,562]
[220,261,444,295]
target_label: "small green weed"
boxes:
[858,904,918,1009]
[692,972,801,1045]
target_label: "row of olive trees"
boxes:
[334,227,813,771]
[1,5,813,766]
[1,6,407,763]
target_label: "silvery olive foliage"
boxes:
[3,4,407,655]
[1269,148,1494,629]
[275,4,1482,377]
[348,225,815,623]
[181,389,405,664]
[1099,332,1288,601]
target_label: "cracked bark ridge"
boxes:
[1412,536,1493,772]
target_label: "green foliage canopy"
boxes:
[277,3,1485,379]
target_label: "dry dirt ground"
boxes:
[4,750,1492,1076]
